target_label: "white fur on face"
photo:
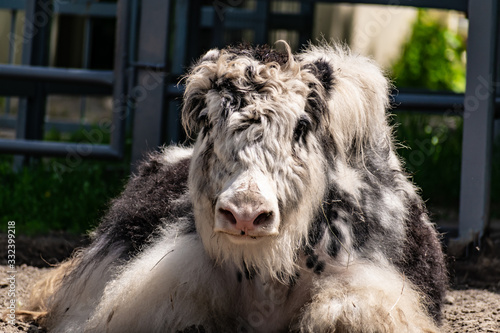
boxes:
[185,49,330,281]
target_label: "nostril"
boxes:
[253,211,273,226]
[219,208,237,225]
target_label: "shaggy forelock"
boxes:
[182,42,330,136]
[181,43,337,280]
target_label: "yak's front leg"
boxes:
[296,263,440,333]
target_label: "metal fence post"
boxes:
[15,0,53,167]
[130,0,172,170]
[456,0,499,247]
[109,0,130,161]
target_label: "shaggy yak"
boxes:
[24,42,447,332]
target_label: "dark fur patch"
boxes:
[320,132,337,165]
[306,253,318,269]
[288,271,300,287]
[244,266,256,280]
[307,215,327,249]
[396,197,447,323]
[326,222,342,258]
[235,118,261,134]
[311,59,335,94]
[93,153,193,257]
[183,91,208,133]
[358,146,396,190]
[304,87,328,132]
[225,43,289,66]
[212,77,248,120]
[293,115,312,144]
[313,261,325,274]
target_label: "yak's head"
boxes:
[182,41,391,281]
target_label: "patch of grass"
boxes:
[0,155,128,235]
[0,127,130,235]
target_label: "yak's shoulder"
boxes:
[137,146,193,178]
[93,146,194,255]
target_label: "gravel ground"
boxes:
[1,265,50,333]
[1,234,500,332]
[442,289,500,332]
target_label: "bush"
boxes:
[392,10,466,93]
[390,10,468,216]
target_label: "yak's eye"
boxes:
[293,115,312,142]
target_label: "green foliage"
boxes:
[392,10,466,93]
[0,156,127,235]
[44,126,111,144]
[391,10,468,214]
[44,127,63,142]
[393,113,463,208]
[0,126,129,235]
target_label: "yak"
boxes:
[23,41,447,332]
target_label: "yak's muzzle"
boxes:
[214,171,280,242]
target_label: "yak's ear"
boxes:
[181,49,221,136]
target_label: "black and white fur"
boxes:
[26,42,447,332]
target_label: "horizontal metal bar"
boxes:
[0,115,94,133]
[0,0,26,10]
[0,78,112,96]
[45,120,93,133]
[393,92,463,110]
[394,92,500,116]
[0,64,114,85]
[328,0,467,12]
[129,61,168,71]
[269,13,310,31]
[0,139,122,159]
[0,1,116,16]
[54,3,117,17]
[201,7,265,29]
[0,115,16,128]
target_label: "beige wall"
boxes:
[313,4,466,69]
[313,4,417,69]
[0,10,26,65]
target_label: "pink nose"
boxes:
[217,206,275,235]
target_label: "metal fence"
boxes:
[0,0,123,159]
[0,0,498,246]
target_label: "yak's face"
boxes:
[182,44,335,279]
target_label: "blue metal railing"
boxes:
[0,0,124,159]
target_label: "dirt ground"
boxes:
[1,233,500,332]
